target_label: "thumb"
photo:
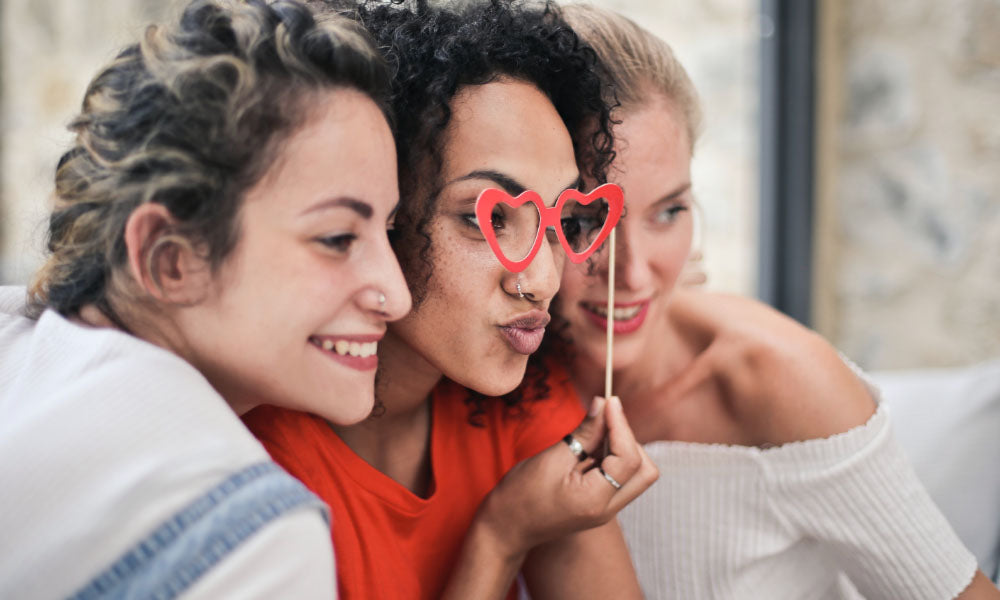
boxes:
[570,396,608,455]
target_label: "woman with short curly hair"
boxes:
[244,0,656,598]
[0,0,411,597]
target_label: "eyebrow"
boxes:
[659,182,692,201]
[452,169,583,201]
[300,197,373,219]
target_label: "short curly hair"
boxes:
[317,0,616,420]
[320,0,617,306]
[27,0,389,324]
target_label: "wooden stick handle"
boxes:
[604,227,616,399]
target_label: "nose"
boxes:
[605,221,652,292]
[362,233,412,320]
[511,236,564,303]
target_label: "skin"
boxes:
[335,78,581,489]
[387,80,577,400]
[332,78,653,599]
[556,93,695,382]
[107,88,412,425]
[558,90,1000,598]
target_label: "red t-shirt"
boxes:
[243,366,584,600]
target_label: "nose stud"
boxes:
[378,292,386,308]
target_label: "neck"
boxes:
[328,327,442,496]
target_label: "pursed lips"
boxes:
[497,311,550,355]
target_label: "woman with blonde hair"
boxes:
[553,3,999,598]
[0,0,411,597]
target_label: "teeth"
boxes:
[588,303,642,321]
[317,339,379,358]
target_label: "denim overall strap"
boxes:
[67,461,329,600]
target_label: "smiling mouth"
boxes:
[583,303,643,321]
[580,301,650,334]
[309,337,378,357]
[309,336,380,371]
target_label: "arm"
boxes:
[957,572,1000,599]
[521,520,642,600]
[438,514,528,600]
[520,395,649,600]
[442,395,657,600]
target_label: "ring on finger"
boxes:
[562,434,588,461]
[599,467,622,490]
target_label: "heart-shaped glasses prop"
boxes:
[475,183,624,399]
[474,183,624,273]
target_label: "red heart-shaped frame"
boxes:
[475,183,624,272]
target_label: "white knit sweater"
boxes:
[618,400,978,599]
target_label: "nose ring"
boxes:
[516,280,525,299]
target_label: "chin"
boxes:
[312,387,376,426]
[458,360,527,398]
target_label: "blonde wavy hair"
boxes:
[28,0,388,323]
[561,3,702,151]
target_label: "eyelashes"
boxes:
[652,204,688,225]
[316,233,357,253]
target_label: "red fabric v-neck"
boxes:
[243,366,584,600]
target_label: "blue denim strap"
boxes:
[67,461,329,600]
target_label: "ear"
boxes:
[123,203,211,305]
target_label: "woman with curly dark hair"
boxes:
[244,0,657,598]
[0,0,411,597]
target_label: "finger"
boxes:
[569,396,608,455]
[605,444,660,513]
[546,398,607,471]
[573,456,597,474]
[602,396,640,467]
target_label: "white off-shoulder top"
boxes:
[619,394,977,599]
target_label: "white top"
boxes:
[0,287,335,599]
[619,399,978,599]
[872,360,1000,581]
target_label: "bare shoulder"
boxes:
[668,290,877,446]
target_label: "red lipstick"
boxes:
[581,300,650,335]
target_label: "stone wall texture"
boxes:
[0,0,761,298]
[0,0,173,283]
[817,0,1000,369]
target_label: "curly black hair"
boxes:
[317,0,616,420]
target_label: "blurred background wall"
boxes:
[0,0,172,284]
[814,0,1000,369]
[0,0,996,370]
